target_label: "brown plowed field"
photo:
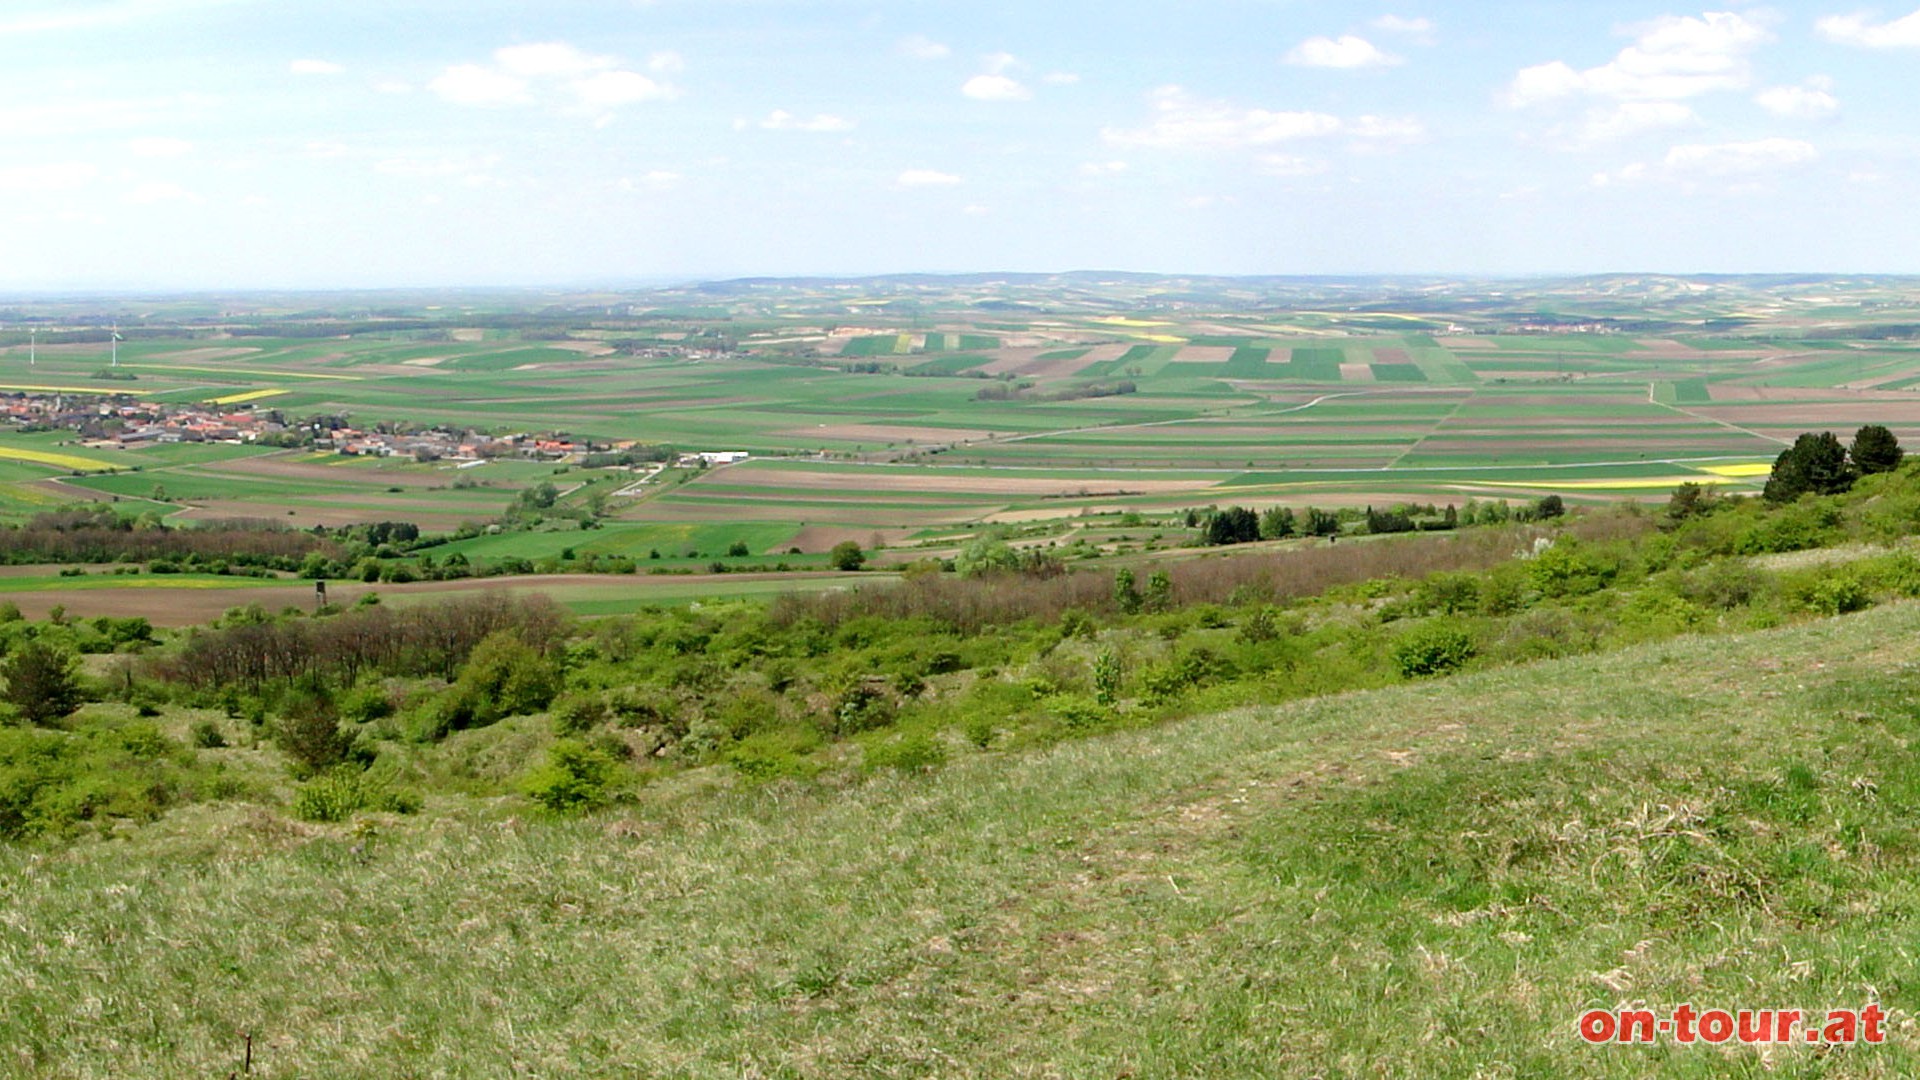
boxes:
[976,348,1107,378]
[782,526,917,552]
[171,502,489,530]
[1173,346,1235,363]
[711,466,1216,496]
[1691,403,1920,426]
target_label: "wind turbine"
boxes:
[110,325,122,368]
[27,328,34,367]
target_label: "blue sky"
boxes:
[1,0,1917,288]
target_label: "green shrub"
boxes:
[292,768,422,823]
[291,771,363,823]
[1393,622,1476,678]
[0,722,237,840]
[1418,572,1481,615]
[865,731,948,772]
[118,722,172,759]
[1527,540,1616,599]
[1476,568,1529,616]
[550,690,609,735]
[1733,502,1840,555]
[1860,552,1920,597]
[824,679,896,736]
[274,688,354,777]
[520,738,623,813]
[1,641,84,726]
[1047,694,1112,732]
[190,719,228,749]
[1092,648,1123,706]
[962,715,996,749]
[720,728,821,781]
[1806,574,1872,616]
[1678,560,1762,610]
[1140,648,1233,701]
[338,682,394,724]
[456,632,560,721]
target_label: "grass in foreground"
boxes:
[7,605,1920,1076]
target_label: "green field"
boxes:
[0,279,1912,552]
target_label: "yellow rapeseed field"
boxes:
[206,389,288,405]
[0,446,117,471]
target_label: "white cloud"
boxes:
[1102,86,1342,150]
[1508,61,1585,106]
[1285,35,1401,69]
[962,74,1031,101]
[375,152,501,178]
[759,109,855,133]
[1756,77,1839,119]
[1578,101,1698,141]
[982,51,1019,75]
[129,136,192,157]
[898,34,950,60]
[1591,162,1650,187]
[897,169,962,187]
[1255,154,1328,176]
[573,70,673,107]
[1595,136,1818,187]
[619,170,682,191]
[124,181,196,205]
[1371,14,1436,41]
[1665,136,1816,175]
[496,42,611,78]
[429,64,529,106]
[1079,160,1128,176]
[289,59,342,76]
[1043,72,1081,85]
[1348,114,1425,142]
[1506,11,1770,106]
[648,51,685,75]
[0,162,96,191]
[431,42,677,112]
[1818,8,1920,47]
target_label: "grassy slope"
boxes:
[9,605,1920,1076]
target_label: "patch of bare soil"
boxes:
[713,467,1216,496]
[781,525,918,553]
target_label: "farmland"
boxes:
[0,274,1915,613]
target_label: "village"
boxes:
[1,390,750,471]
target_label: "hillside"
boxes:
[5,602,1919,1077]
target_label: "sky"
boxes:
[1,0,1919,289]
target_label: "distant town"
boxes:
[0,390,742,470]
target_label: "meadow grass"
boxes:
[5,605,1920,1075]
